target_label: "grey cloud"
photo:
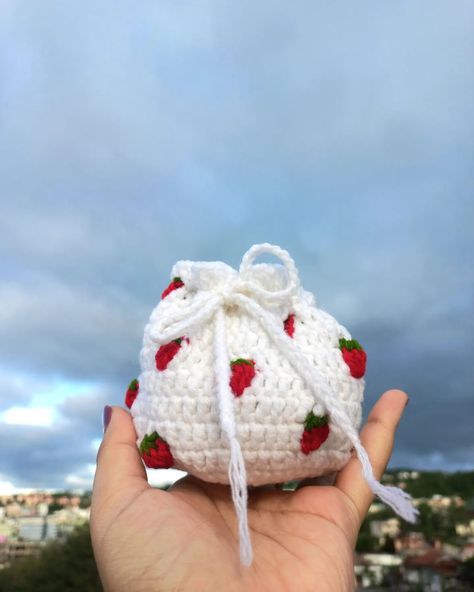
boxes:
[0,372,38,411]
[0,0,473,488]
[0,385,116,489]
[57,388,112,433]
[0,278,144,382]
[0,421,97,489]
[390,447,474,473]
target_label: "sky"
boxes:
[0,1,473,492]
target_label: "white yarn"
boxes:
[132,243,418,565]
[213,307,253,566]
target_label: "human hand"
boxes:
[90,389,409,592]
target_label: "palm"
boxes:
[96,476,358,591]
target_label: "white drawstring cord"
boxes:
[150,243,418,565]
[213,307,253,566]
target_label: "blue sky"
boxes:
[0,1,473,491]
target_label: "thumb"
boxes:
[91,406,149,539]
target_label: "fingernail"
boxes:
[103,405,112,433]
[404,396,410,408]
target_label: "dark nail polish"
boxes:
[103,405,112,433]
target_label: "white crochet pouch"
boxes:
[129,243,416,565]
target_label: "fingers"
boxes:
[335,389,409,523]
[91,406,150,535]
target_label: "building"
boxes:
[18,517,58,541]
[354,553,403,589]
[461,543,474,561]
[395,531,430,554]
[456,520,474,538]
[369,518,400,543]
[403,549,462,591]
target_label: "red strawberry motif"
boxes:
[229,358,256,397]
[300,412,330,455]
[140,432,174,468]
[284,313,295,338]
[339,338,367,378]
[155,337,188,371]
[161,276,184,300]
[125,378,139,409]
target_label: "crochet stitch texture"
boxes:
[130,243,417,565]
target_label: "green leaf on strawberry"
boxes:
[230,358,255,367]
[339,338,363,351]
[140,431,162,454]
[304,411,329,431]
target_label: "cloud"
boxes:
[0,421,97,489]
[57,388,111,432]
[1,407,54,427]
[0,277,144,381]
[64,464,97,490]
[390,448,474,473]
[0,0,473,488]
[0,371,38,411]
[0,385,112,490]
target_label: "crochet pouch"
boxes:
[129,243,416,564]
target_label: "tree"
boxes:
[459,556,474,589]
[0,524,101,592]
[356,518,379,553]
